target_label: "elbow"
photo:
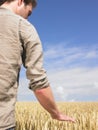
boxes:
[34,88,43,94]
[34,86,49,95]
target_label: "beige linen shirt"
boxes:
[0,7,49,130]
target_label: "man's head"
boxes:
[0,0,37,19]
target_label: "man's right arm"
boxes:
[34,86,75,122]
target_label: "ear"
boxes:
[18,0,24,6]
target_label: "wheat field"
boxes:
[15,102,98,130]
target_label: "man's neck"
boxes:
[1,2,17,13]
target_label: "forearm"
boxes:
[34,86,60,118]
[34,86,75,122]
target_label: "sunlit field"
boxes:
[15,102,98,130]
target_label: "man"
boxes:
[0,0,75,129]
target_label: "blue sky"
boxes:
[18,0,98,101]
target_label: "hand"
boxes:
[51,113,76,123]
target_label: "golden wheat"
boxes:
[15,102,98,130]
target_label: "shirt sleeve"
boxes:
[19,18,49,91]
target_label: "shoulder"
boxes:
[19,17,40,44]
[19,16,36,31]
[19,17,38,37]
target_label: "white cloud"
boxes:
[84,51,97,59]
[18,67,98,101]
[18,42,98,101]
[94,82,98,89]
[44,42,98,101]
[47,67,98,101]
[44,43,98,70]
[44,44,82,60]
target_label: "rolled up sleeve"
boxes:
[19,19,49,91]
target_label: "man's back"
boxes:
[0,7,22,129]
